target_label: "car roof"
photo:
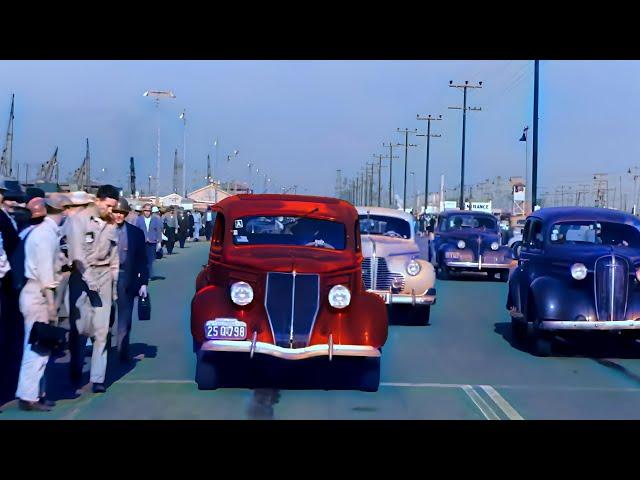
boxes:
[214,194,358,224]
[529,207,640,227]
[439,209,496,219]
[355,206,415,223]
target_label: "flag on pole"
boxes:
[519,126,529,142]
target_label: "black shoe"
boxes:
[18,399,52,412]
[39,398,56,407]
[92,383,106,393]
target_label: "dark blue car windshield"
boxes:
[550,221,640,248]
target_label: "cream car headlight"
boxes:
[406,259,421,276]
[636,266,640,283]
[328,284,351,309]
[457,240,466,249]
[490,241,500,251]
[230,281,254,306]
[570,263,587,281]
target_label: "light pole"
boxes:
[148,175,152,196]
[416,114,442,213]
[448,80,482,210]
[143,90,176,202]
[179,109,186,197]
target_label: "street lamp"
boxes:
[143,90,176,203]
[179,109,186,197]
[148,175,152,196]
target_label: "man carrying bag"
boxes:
[15,197,66,411]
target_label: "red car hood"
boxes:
[223,245,358,273]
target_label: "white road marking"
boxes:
[461,385,500,420]
[479,385,524,420]
[381,382,465,388]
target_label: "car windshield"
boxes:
[549,221,640,247]
[441,215,497,231]
[359,214,411,239]
[232,216,346,250]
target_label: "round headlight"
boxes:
[407,259,421,276]
[457,240,466,249]
[328,284,351,309]
[491,241,499,251]
[230,281,254,306]
[635,266,640,282]
[570,263,587,281]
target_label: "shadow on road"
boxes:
[42,342,158,401]
[440,273,505,283]
[246,389,281,419]
[495,320,640,360]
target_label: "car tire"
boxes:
[511,317,528,345]
[415,305,431,326]
[499,270,510,282]
[195,350,220,390]
[526,296,554,357]
[437,257,451,280]
[358,357,381,392]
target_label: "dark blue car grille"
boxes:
[362,257,405,291]
[265,272,320,348]
[594,255,628,321]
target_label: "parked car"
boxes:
[191,194,388,391]
[432,210,514,281]
[507,207,640,356]
[356,206,436,325]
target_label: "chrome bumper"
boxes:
[369,289,435,306]
[201,340,381,360]
[541,320,640,331]
[445,260,511,270]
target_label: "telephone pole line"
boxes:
[416,113,442,213]
[383,142,401,207]
[373,154,385,207]
[449,80,482,210]
[396,128,418,211]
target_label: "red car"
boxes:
[191,194,388,391]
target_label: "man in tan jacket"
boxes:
[66,185,119,393]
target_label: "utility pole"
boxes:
[373,154,384,207]
[531,61,540,209]
[449,80,482,210]
[367,162,375,206]
[179,109,186,197]
[396,128,418,211]
[130,157,136,196]
[173,148,179,194]
[416,114,443,213]
[143,90,176,202]
[629,167,640,214]
[383,142,400,207]
[335,169,343,199]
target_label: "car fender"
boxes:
[529,275,595,321]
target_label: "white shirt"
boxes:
[144,216,151,231]
[24,217,61,289]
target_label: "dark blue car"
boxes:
[507,207,640,356]
[432,210,513,281]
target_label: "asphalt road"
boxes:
[3,238,640,420]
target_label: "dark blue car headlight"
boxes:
[490,241,500,251]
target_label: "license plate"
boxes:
[205,319,247,340]
[445,251,460,258]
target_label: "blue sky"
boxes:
[0,60,638,199]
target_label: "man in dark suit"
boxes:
[0,179,23,405]
[112,198,149,362]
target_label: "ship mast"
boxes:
[0,94,15,178]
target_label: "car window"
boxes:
[528,220,543,250]
[550,221,640,247]
[231,215,346,250]
[441,215,497,231]
[358,214,411,239]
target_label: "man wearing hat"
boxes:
[0,179,23,404]
[111,198,148,362]
[65,185,120,392]
[15,196,66,411]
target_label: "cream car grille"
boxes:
[362,257,405,291]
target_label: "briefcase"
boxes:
[138,293,151,321]
[28,321,67,355]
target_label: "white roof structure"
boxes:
[188,184,232,205]
[355,206,415,224]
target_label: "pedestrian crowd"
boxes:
[0,180,212,413]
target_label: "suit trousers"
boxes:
[145,243,157,277]
[115,270,135,358]
[0,281,25,404]
[69,268,114,384]
[15,280,49,402]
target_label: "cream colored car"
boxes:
[357,207,436,325]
